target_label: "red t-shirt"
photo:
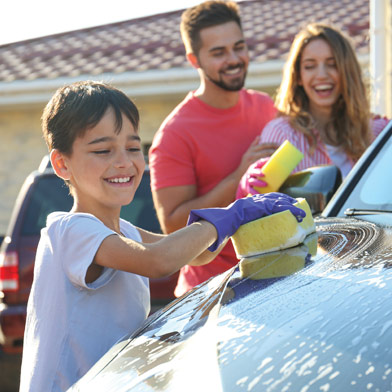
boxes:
[149,89,276,296]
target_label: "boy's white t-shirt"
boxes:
[19,212,150,392]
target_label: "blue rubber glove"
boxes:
[187,192,306,251]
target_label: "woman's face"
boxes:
[298,38,341,118]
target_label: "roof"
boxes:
[0,0,369,84]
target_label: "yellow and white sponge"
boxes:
[231,198,315,259]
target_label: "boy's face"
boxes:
[56,107,145,217]
[193,21,249,92]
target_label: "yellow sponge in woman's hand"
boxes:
[231,198,315,259]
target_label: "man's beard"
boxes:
[203,63,247,92]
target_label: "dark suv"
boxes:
[0,157,178,354]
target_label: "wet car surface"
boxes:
[70,217,392,391]
[70,121,392,392]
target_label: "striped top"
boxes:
[259,116,390,176]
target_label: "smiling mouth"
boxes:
[106,177,132,184]
[314,84,334,92]
[222,64,244,76]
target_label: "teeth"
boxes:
[108,177,130,183]
[315,84,332,91]
[225,68,241,75]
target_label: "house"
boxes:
[0,0,370,233]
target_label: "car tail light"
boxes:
[0,251,19,292]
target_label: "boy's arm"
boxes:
[93,220,218,279]
[138,226,225,266]
[93,193,305,279]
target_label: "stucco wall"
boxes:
[0,108,47,233]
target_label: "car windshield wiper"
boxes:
[344,208,392,216]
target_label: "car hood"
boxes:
[70,216,392,392]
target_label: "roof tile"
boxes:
[0,0,369,83]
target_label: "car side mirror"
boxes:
[279,165,342,215]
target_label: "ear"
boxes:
[187,52,200,69]
[50,149,71,180]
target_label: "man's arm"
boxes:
[152,138,278,234]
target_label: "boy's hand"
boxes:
[187,193,306,251]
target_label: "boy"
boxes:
[19,81,304,391]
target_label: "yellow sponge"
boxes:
[303,232,318,256]
[239,232,318,279]
[231,198,315,258]
[254,140,304,193]
[240,246,307,279]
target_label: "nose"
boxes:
[226,49,241,65]
[114,149,132,169]
[316,63,328,78]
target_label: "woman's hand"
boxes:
[236,157,269,199]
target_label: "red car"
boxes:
[0,156,178,354]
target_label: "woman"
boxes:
[237,23,389,198]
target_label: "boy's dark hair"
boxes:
[180,0,242,55]
[42,81,139,154]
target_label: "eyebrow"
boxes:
[88,135,141,145]
[302,56,336,62]
[209,39,246,53]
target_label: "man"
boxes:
[149,0,277,296]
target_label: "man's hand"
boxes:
[258,142,279,157]
[238,136,278,176]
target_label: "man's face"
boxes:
[196,21,249,91]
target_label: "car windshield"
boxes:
[337,133,392,216]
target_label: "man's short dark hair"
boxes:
[42,80,139,154]
[180,0,242,55]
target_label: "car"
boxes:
[0,157,178,354]
[69,122,392,392]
